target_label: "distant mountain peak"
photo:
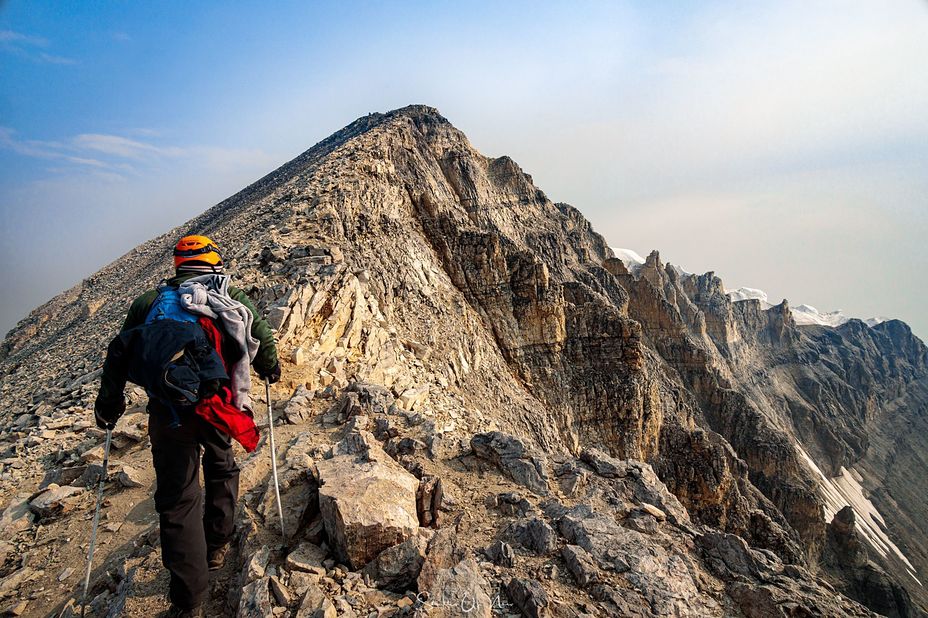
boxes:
[612,249,890,330]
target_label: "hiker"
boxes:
[93,235,280,617]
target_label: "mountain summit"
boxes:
[1,105,925,617]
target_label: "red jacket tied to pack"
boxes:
[195,317,260,452]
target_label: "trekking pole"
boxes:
[265,379,286,540]
[81,427,112,616]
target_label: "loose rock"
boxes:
[0,499,34,534]
[287,543,328,575]
[115,465,144,488]
[296,582,336,618]
[470,432,549,495]
[484,540,515,568]
[28,484,82,519]
[506,577,551,618]
[239,576,273,618]
[503,517,557,555]
[284,385,315,425]
[560,545,599,587]
[417,558,491,618]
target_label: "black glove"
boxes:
[257,361,281,384]
[94,394,125,430]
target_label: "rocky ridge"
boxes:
[0,105,924,617]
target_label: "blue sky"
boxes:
[2,1,927,339]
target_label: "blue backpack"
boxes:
[140,285,208,427]
[145,286,199,324]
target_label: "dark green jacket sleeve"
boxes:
[122,290,159,331]
[96,291,158,415]
[230,286,279,374]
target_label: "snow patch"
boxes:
[796,445,921,585]
[611,247,645,272]
[791,306,889,328]
[792,304,850,327]
[726,287,773,309]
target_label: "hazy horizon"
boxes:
[2,2,926,341]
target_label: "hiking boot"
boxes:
[166,604,205,618]
[207,543,230,571]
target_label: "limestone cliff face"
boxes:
[1,105,925,616]
[607,252,820,562]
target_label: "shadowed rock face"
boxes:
[823,506,917,617]
[1,105,925,615]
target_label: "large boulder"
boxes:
[315,430,419,569]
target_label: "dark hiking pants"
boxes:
[148,405,240,609]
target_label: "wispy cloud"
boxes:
[0,30,48,46]
[36,52,77,65]
[0,126,277,179]
[73,133,185,159]
[0,28,77,65]
[0,127,108,168]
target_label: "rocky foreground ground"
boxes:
[0,378,879,617]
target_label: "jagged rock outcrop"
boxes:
[822,506,917,617]
[698,531,875,617]
[0,105,925,616]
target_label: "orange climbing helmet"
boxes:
[173,234,223,272]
